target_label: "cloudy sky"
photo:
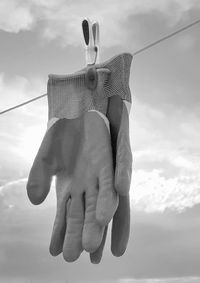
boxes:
[0,0,200,282]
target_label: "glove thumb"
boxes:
[26,123,58,205]
[115,101,132,196]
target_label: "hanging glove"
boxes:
[26,68,118,262]
[90,53,133,263]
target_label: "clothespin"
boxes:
[82,18,100,65]
[82,18,100,90]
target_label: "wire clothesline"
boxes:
[1,18,200,116]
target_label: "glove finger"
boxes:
[96,165,118,226]
[63,196,84,262]
[26,126,57,205]
[111,195,130,256]
[90,225,108,264]
[49,193,70,256]
[115,103,132,196]
[82,186,104,253]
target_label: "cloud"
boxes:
[31,0,200,48]
[0,0,34,32]
[0,1,200,281]
[128,99,200,213]
[1,177,200,281]
[1,83,200,214]
[0,0,200,48]
[0,177,56,215]
[0,73,47,181]
[0,72,46,111]
[131,169,200,213]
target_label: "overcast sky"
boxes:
[0,0,200,282]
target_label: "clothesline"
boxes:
[0,18,200,116]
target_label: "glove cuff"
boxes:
[96,52,133,103]
[47,69,110,120]
[47,53,133,120]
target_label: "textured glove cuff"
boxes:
[48,68,110,120]
[47,53,132,120]
[96,52,132,102]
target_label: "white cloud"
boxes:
[0,178,29,211]
[128,99,200,213]
[131,168,200,213]
[0,73,46,110]
[0,0,199,47]
[0,0,34,32]
[0,73,47,173]
[0,177,56,221]
[1,88,200,214]
[36,0,200,47]
[1,68,200,215]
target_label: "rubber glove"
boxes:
[26,69,118,262]
[90,53,133,263]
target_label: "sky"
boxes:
[0,0,200,282]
